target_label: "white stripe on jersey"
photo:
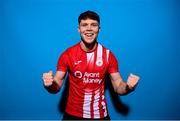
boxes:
[106,49,110,63]
[96,44,103,66]
[101,101,107,117]
[93,90,100,118]
[83,92,92,118]
[87,52,94,64]
[97,44,103,59]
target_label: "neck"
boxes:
[80,41,97,52]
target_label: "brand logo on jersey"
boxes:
[74,60,82,65]
[74,71,82,78]
[96,60,103,66]
[74,71,102,84]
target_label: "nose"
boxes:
[86,25,92,30]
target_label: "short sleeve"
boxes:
[108,51,119,73]
[57,50,69,72]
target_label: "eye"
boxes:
[80,23,88,27]
[91,23,99,27]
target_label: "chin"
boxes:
[84,39,96,45]
[81,37,95,43]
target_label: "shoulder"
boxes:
[98,43,109,50]
[98,43,113,56]
[98,43,118,62]
[98,43,114,54]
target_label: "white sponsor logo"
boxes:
[74,71,102,84]
[74,71,82,78]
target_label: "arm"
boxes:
[42,71,66,94]
[110,72,139,95]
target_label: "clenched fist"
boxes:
[127,73,140,89]
[42,71,54,87]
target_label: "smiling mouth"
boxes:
[85,33,94,37]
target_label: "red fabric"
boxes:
[57,43,118,119]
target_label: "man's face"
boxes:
[78,19,100,45]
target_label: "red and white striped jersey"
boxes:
[57,42,118,119]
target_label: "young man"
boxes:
[42,10,140,120]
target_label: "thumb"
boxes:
[49,70,53,76]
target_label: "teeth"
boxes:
[85,33,93,37]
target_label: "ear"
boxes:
[77,26,80,33]
[98,26,100,32]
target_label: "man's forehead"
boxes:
[80,19,99,24]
